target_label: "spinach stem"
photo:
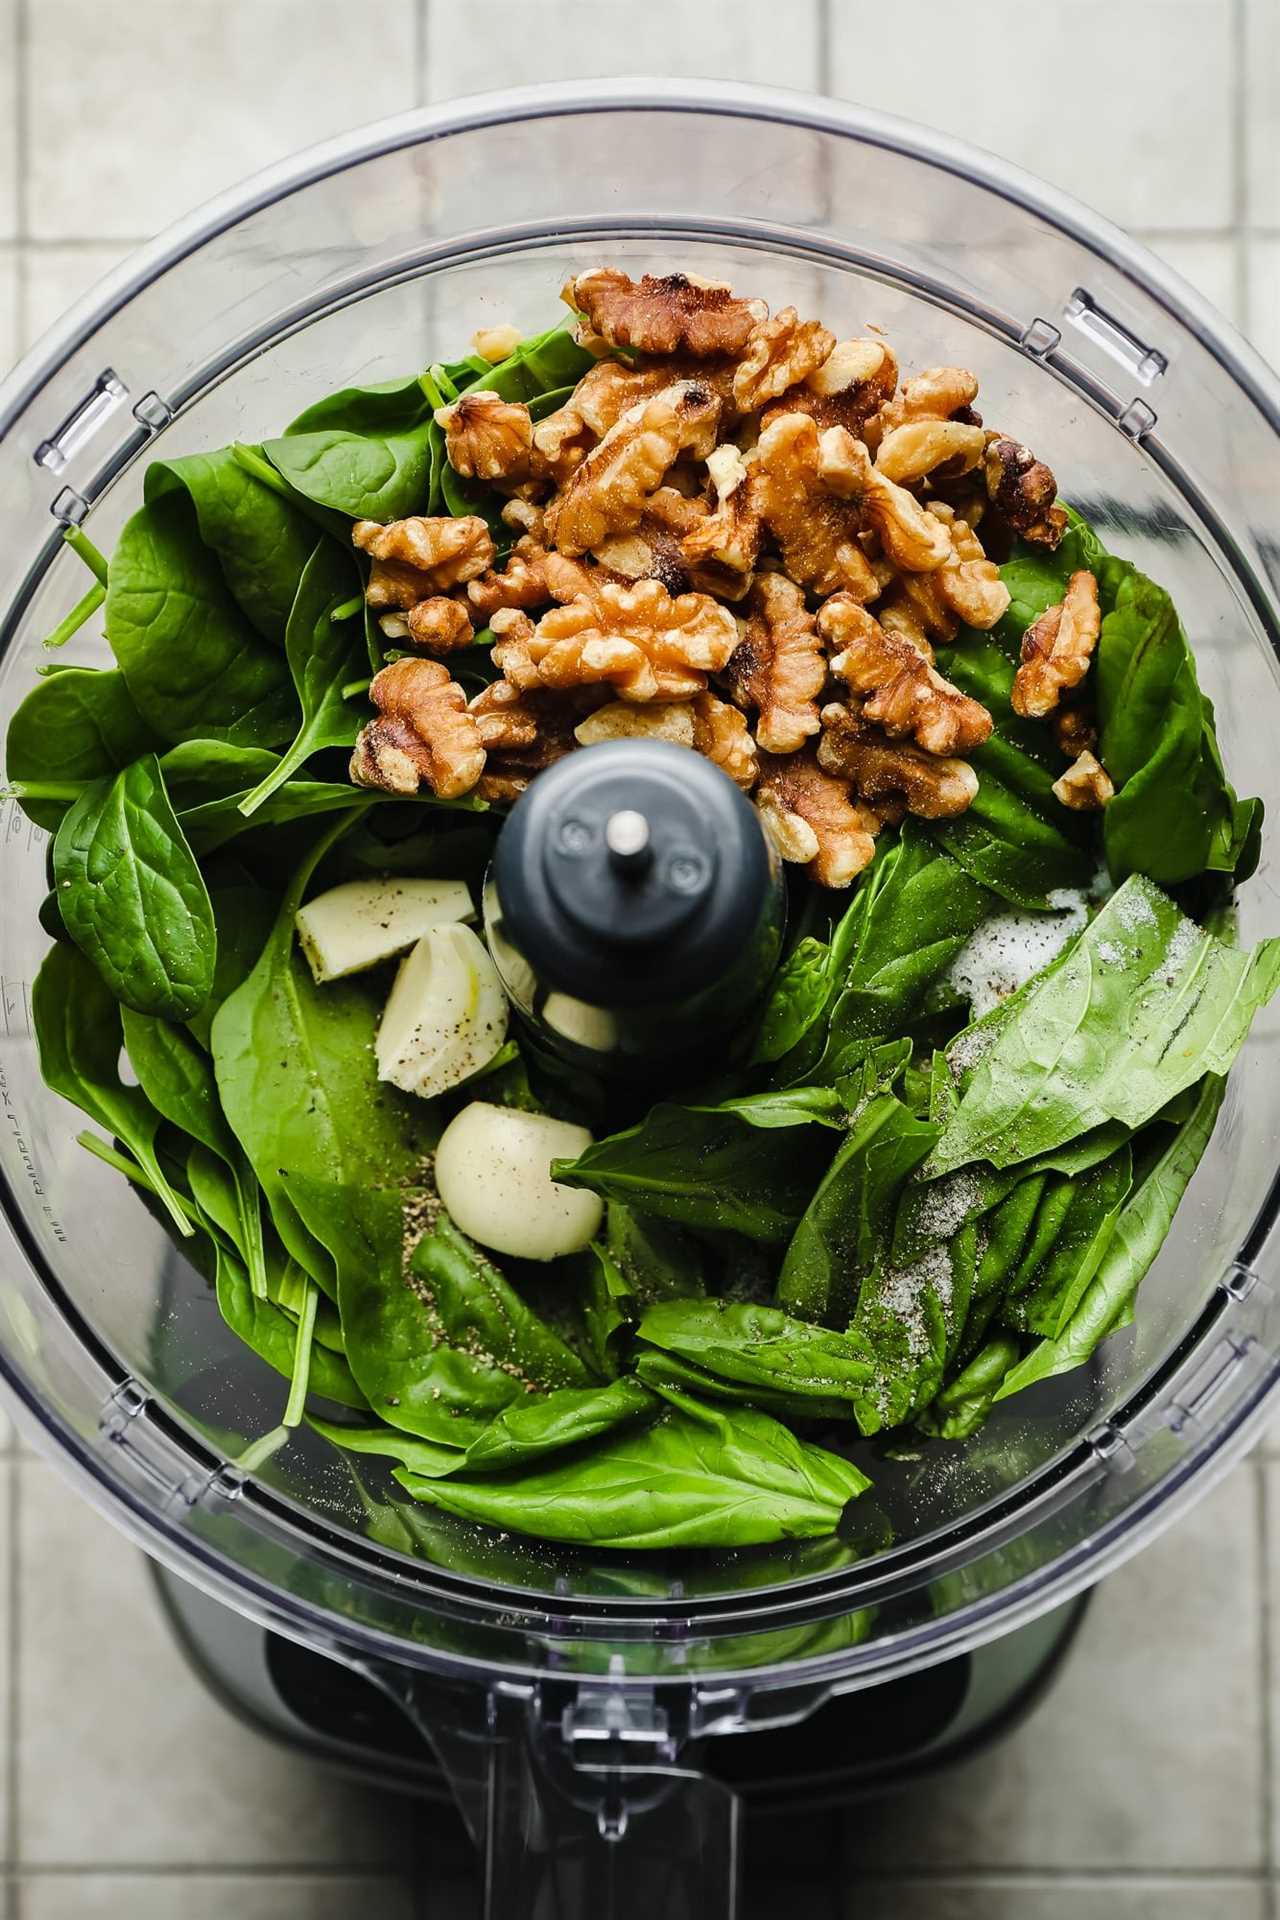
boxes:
[341,676,371,700]
[74,1130,197,1238]
[42,581,105,650]
[231,442,293,500]
[330,595,363,623]
[61,526,110,585]
[283,1281,319,1428]
[5,780,83,800]
[237,1423,289,1474]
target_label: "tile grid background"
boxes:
[1,0,1279,1914]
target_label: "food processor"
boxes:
[2,81,1279,1917]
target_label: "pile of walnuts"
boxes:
[349,268,1109,888]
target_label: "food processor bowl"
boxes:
[2,81,1280,1915]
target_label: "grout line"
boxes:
[1261,1460,1278,1918]
[13,0,27,360]
[816,0,832,94]
[418,0,430,106]
[6,1460,18,1900]
[1232,0,1250,331]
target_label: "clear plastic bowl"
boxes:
[2,78,1279,1906]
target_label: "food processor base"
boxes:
[150,1560,1089,1881]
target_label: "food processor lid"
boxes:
[0,80,1278,1702]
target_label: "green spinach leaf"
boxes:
[53,754,216,1019]
[32,941,191,1238]
[5,666,159,830]
[214,1245,368,1411]
[236,541,365,817]
[107,492,298,748]
[145,448,319,643]
[263,373,436,522]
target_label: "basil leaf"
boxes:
[5,666,160,830]
[915,1335,1022,1440]
[53,754,216,1020]
[393,1385,869,1549]
[1003,1148,1133,1338]
[749,935,831,1065]
[107,492,298,748]
[995,1074,1226,1400]
[927,875,1280,1176]
[776,1093,938,1324]
[637,1300,875,1421]
[31,941,192,1240]
[552,1099,834,1243]
[1096,553,1261,885]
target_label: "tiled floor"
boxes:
[1,0,1279,1914]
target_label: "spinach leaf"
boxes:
[995,1074,1226,1400]
[145,448,318,643]
[53,755,216,1020]
[237,541,365,818]
[319,1194,592,1444]
[263,373,436,522]
[107,492,298,748]
[637,1299,875,1421]
[1096,562,1261,884]
[211,810,430,1286]
[5,666,159,830]
[460,321,595,406]
[214,1245,368,1411]
[186,875,275,1051]
[776,1093,938,1324]
[926,875,1280,1176]
[120,1006,266,1297]
[32,941,191,1239]
[552,1099,834,1243]
[160,740,366,855]
[606,1202,705,1303]
[393,1385,869,1549]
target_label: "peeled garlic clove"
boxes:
[296,877,473,983]
[434,1102,602,1262]
[376,925,508,1100]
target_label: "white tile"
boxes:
[846,1884,1265,1920]
[16,1877,417,1920]
[1245,0,1280,226]
[0,1,17,239]
[426,0,821,97]
[847,1466,1263,1871]
[1247,237,1280,372]
[829,2,1233,231]
[26,0,419,242]
[0,242,20,378]
[20,243,134,354]
[16,1460,414,1867]
[1134,233,1240,325]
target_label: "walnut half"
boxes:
[984,435,1068,548]
[523,574,739,703]
[353,515,495,607]
[818,595,992,756]
[756,749,881,888]
[545,380,721,557]
[1011,569,1101,719]
[350,659,485,800]
[817,702,978,819]
[562,268,766,357]
[434,391,533,482]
